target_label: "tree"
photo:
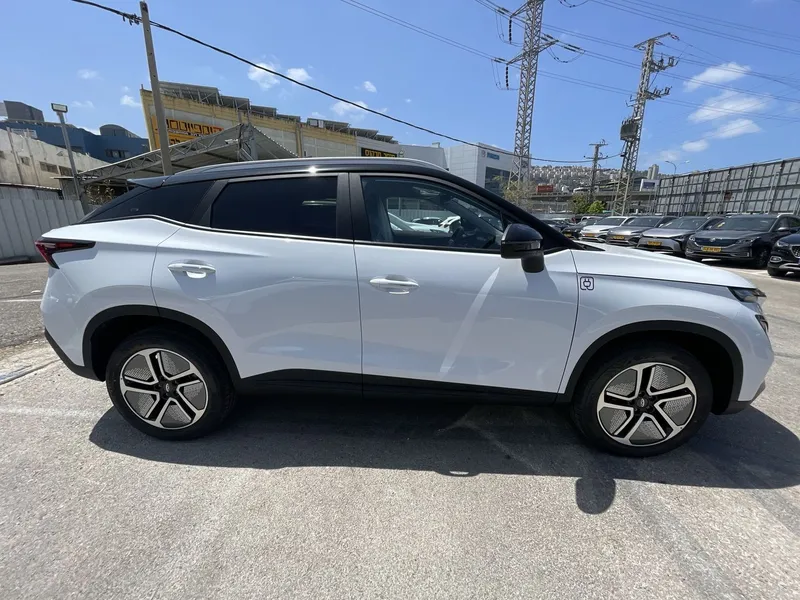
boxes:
[568,193,590,214]
[586,200,605,214]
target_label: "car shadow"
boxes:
[89,396,800,515]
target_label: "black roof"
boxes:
[130,157,447,188]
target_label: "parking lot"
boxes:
[0,262,797,599]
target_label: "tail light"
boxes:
[34,239,95,269]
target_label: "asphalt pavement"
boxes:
[0,261,797,599]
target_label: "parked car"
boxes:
[541,219,568,231]
[388,213,447,233]
[686,213,800,267]
[605,216,676,247]
[562,217,601,239]
[636,216,724,256]
[413,216,443,226]
[579,215,634,242]
[767,232,800,277]
[39,157,772,457]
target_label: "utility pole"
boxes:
[50,103,89,214]
[612,33,678,215]
[140,1,173,175]
[586,139,608,207]
[504,1,555,186]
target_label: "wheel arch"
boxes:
[560,321,743,415]
[83,305,240,383]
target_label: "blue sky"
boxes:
[2,0,799,172]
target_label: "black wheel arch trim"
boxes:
[558,320,743,413]
[82,305,241,383]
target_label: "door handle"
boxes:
[168,262,216,279]
[369,276,419,294]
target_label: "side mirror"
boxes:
[501,224,545,273]
[776,226,791,233]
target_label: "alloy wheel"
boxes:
[119,348,208,429]
[596,362,697,447]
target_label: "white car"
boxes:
[388,212,446,233]
[579,215,635,242]
[39,157,773,456]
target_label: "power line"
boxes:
[593,0,800,57]
[70,0,605,165]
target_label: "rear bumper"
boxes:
[45,329,99,380]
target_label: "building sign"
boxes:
[361,147,398,158]
[536,184,554,193]
[640,179,659,191]
[486,152,500,160]
[150,116,224,148]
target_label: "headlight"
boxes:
[735,238,757,245]
[730,287,766,306]
[776,239,789,248]
[688,235,696,243]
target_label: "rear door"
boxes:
[151,173,362,388]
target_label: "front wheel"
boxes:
[570,343,712,457]
[753,247,770,269]
[106,328,236,440]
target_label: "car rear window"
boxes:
[82,181,212,224]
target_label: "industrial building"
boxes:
[654,157,800,215]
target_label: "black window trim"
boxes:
[350,172,527,255]
[82,181,215,225]
[198,172,352,242]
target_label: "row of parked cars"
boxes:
[549,213,800,277]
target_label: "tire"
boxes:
[767,266,786,278]
[753,247,770,269]
[106,328,236,440]
[570,343,712,457]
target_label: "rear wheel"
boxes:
[570,343,712,457]
[106,328,236,440]
[767,266,786,278]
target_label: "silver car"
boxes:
[605,216,676,247]
[637,216,724,256]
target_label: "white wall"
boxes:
[399,144,447,168]
[444,144,480,184]
[0,129,108,187]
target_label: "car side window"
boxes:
[210,176,338,238]
[775,217,791,230]
[83,181,211,223]
[360,176,503,251]
[787,217,800,228]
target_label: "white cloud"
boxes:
[710,118,762,139]
[681,139,709,153]
[248,62,280,90]
[688,90,769,122]
[362,81,377,93]
[71,100,94,109]
[404,98,412,103]
[286,67,311,83]
[78,126,101,135]
[77,69,99,80]
[310,111,326,119]
[121,85,130,93]
[684,62,750,92]
[377,107,389,114]
[654,149,681,162]
[120,95,141,108]
[331,100,368,120]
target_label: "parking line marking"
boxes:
[0,406,103,420]
[0,298,42,303]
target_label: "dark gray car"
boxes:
[605,216,676,247]
[636,216,724,256]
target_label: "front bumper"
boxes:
[685,244,754,260]
[606,235,640,247]
[720,380,766,415]
[636,237,683,253]
[769,246,800,271]
[579,233,606,242]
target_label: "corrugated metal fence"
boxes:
[0,185,85,262]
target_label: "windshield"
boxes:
[626,217,663,227]
[596,216,626,225]
[711,216,776,232]
[665,217,708,229]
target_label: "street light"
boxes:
[664,160,689,174]
[51,103,89,213]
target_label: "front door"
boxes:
[352,174,578,396]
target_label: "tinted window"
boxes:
[596,217,626,225]
[626,217,663,227]
[211,177,338,238]
[85,182,211,223]
[712,216,776,231]
[665,217,707,229]
[361,177,502,250]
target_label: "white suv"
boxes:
[38,158,773,456]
